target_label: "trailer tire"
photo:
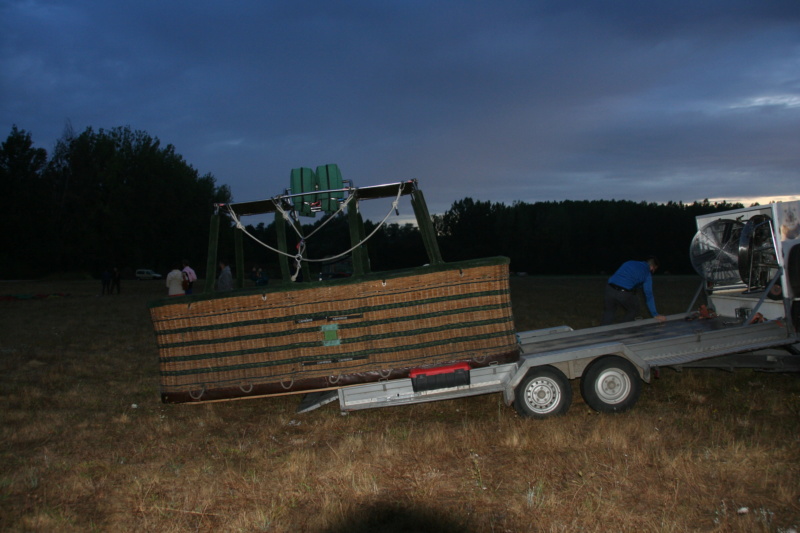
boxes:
[767,281,782,301]
[581,356,641,413]
[513,366,572,419]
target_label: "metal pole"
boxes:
[686,279,706,314]
[348,201,366,277]
[204,213,220,293]
[275,211,291,282]
[411,188,443,265]
[235,227,245,289]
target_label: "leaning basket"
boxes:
[151,257,518,403]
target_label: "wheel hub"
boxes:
[526,378,560,413]
[596,369,630,404]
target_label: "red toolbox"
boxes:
[409,362,471,392]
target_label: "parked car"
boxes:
[136,269,162,280]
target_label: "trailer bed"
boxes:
[306,315,797,415]
[518,314,795,369]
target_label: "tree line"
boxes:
[0,124,231,279]
[237,196,742,279]
[1,124,741,280]
[431,197,743,275]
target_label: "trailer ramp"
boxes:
[331,363,518,412]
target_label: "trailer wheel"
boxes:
[513,366,572,419]
[581,356,641,413]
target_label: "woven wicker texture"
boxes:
[151,260,516,400]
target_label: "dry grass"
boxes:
[1,276,798,532]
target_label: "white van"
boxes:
[136,269,162,280]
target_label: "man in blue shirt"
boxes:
[601,256,666,325]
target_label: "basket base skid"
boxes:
[297,390,340,413]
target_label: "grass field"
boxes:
[1,275,799,532]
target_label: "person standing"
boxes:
[255,267,268,286]
[166,263,185,296]
[110,267,121,294]
[101,269,112,295]
[182,260,197,294]
[601,256,666,325]
[217,260,233,291]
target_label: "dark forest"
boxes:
[1,125,742,280]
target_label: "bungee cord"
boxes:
[225,183,405,273]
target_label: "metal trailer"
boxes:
[299,201,800,418]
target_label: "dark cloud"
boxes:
[2,0,798,217]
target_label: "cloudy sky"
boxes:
[2,0,799,220]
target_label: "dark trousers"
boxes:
[601,284,639,325]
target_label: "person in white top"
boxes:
[166,263,185,296]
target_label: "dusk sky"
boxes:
[2,0,799,221]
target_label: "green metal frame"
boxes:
[203,213,220,294]
[206,179,443,287]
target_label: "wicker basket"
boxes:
[150,257,518,403]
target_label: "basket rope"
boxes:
[225,183,404,265]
